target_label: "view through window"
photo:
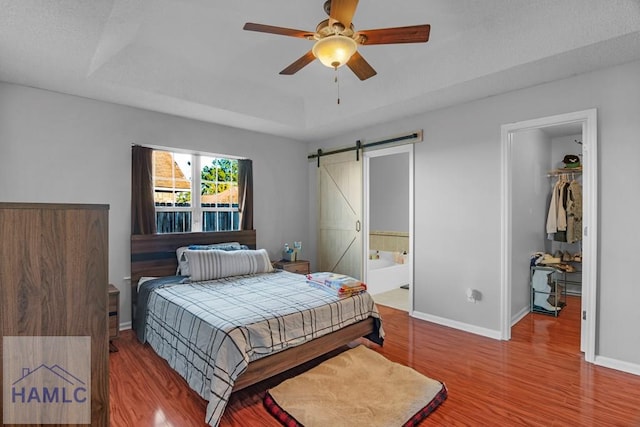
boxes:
[152,150,239,233]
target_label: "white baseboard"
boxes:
[594,355,640,376]
[511,306,530,326]
[119,321,132,331]
[410,310,502,340]
[410,310,640,377]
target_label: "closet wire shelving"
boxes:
[530,265,567,317]
[543,165,583,299]
[546,167,582,178]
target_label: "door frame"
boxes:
[500,108,598,362]
[363,144,415,313]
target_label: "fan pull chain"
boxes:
[335,67,340,105]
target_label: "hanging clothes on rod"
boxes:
[546,172,582,243]
[546,174,568,237]
[566,179,583,244]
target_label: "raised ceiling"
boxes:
[1,0,640,142]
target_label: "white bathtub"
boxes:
[366,251,410,295]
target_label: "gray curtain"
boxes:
[131,145,157,235]
[237,159,253,230]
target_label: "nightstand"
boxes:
[273,259,311,275]
[108,284,120,352]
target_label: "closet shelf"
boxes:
[547,167,582,177]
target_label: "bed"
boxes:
[130,230,383,427]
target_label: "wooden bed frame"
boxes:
[130,230,377,391]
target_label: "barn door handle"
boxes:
[355,220,361,232]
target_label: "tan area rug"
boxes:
[264,345,447,427]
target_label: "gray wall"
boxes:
[511,129,551,320]
[308,59,640,369]
[2,59,639,371]
[370,153,409,233]
[0,82,310,326]
[552,133,583,171]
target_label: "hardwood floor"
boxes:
[110,296,640,426]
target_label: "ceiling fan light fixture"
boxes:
[312,35,357,69]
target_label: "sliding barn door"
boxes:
[317,151,363,279]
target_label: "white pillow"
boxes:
[176,242,243,276]
[186,248,273,281]
[136,276,158,292]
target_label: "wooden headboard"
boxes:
[130,230,257,321]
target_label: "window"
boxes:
[152,150,239,233]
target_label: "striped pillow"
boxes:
[186,248,274,282]
[176,242,244,276]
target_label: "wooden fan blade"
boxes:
[357,24,430,45]
[280,51,316,75]
[346,51,376,81]
[330,0,359,28]
[243,22,314,39]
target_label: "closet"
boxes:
[533,133,584,314]
[0,203,109,425]
[510,126,583,319]
[544,167,583,293]
[505,108,597,355]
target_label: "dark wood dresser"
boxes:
[0,203,110,426]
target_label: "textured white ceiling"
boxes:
[1,0,640,141]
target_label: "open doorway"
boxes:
[501,109,598,362]
[363,144,414,312]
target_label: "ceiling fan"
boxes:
[243,0,430,81]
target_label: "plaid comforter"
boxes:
[140,270,384,427]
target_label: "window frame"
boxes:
[152,149,240,234]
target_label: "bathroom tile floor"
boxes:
[372,287,409,311]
